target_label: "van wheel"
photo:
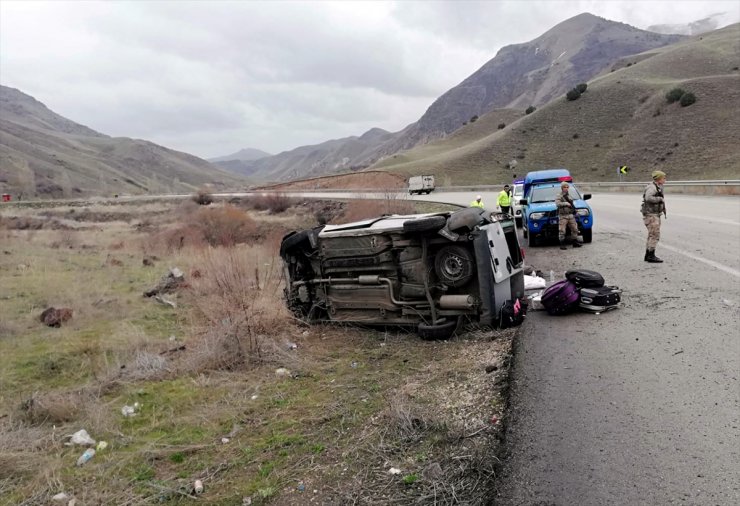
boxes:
[403,215,447,233]
[527,232,539,247]
[582,229,592,243]
[417,319,457,340]
[434,245,475,287]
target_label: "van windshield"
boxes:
[530,185,581,203]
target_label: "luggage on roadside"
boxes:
[565,269,605,288]
[579,285,622,313]
[498,298,527,328]
[541,280,580,315]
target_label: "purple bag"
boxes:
[541,279,580,315]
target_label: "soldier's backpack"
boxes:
[541,280,580,315]
[565,269,604,288]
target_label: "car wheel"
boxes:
[280,230,311,257]
[434,245,475,287]
[403,215,447,233]
[527,232,538,247]
[417,319,457,340]
[582,229,592,243]
[515,218,522,227]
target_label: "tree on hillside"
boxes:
[525,106,536,114]
[576,83,588,93]
[665,88,686,103]
[679,92,697,107]
[470,115,479,123]
[566,88,581,101]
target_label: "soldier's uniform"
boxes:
[641,170,667,263]
[555,182,582,249]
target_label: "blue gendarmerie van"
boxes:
[519,169,593,247]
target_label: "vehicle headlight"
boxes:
[576,209,590,216]
[530,212,546,220]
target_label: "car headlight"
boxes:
[576,209,590,216]
[530,212,546,220]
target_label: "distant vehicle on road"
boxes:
[519,169,593,246]
[408,175,435,195]
[511,180,524,226]
[280,208,524,340]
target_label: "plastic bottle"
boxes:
[76,448,95,466]
[194,480,204,494]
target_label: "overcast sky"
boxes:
[1,1,738,159]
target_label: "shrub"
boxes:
[193,205,257,247]
[470,115,478,123]
[566,89,581,101]
[248,193,294,213]
[193,189,214,205]
[497,123,506,129]
[576,83,588,93]
[572,133,579,139]
[665,88,686,103]
[679,92,697,107]
[525,105,536,114]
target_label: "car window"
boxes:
[513,184,523,197]
[529,185,582,203]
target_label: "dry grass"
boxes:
[336,197,415,224]
[0,198,514,505]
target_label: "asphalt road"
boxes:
[494,193,740,505]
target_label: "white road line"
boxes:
[601,225,740,278]
[595,203,740,226]
[658,242,740,278]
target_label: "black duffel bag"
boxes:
[565,269,605,288]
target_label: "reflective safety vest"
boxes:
[470,199,484,208]
[497,190,511,207]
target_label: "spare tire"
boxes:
[417,319,458,340]
[280,230,311,257]
[434,245,475,287]
[446,208,486,233]
[402,215,447,233]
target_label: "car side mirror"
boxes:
[519,199,528,205]
[583,194,592,200]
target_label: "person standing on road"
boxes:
[497,184,512,214]
[555,182,582,250]
[641,170,667,263]
[470,195,485,208]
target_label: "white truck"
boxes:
[408,175,435,195]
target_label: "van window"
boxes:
[503,223,523,267]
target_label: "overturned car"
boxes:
[279,208,525,340]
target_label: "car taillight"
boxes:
[520,247,526,259]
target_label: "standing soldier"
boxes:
[497,184,512,214]
[555,182,582,250]
[470,195,485,208]
[641,170,667,263]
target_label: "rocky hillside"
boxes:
[243,13,685,183]
[0,86,245,198]
[373,24,740,183]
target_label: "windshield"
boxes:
[529,185,582,203]
[513,184,523,197]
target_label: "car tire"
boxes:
[434,245,475,287]
[280,230,311,257]
[403,215,447,233]
[515,218,522,227]
[582,229,592,243]
[446,207,486,233]
[417,319,457,340]
[527,232,538,248]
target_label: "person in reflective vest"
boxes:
[470,195,484,208]
[497,184,512,213]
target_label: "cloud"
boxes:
[1,0,738,158]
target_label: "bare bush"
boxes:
[183,245,293,372]
[193,205,257,247]
[192,188,214,205]
[17,392,84,425]
[248,193,294,213]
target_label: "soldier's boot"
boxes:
[646,249,664,263]
[559,240,567,250]
[572,241,582,248]
[644,249,650,261]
